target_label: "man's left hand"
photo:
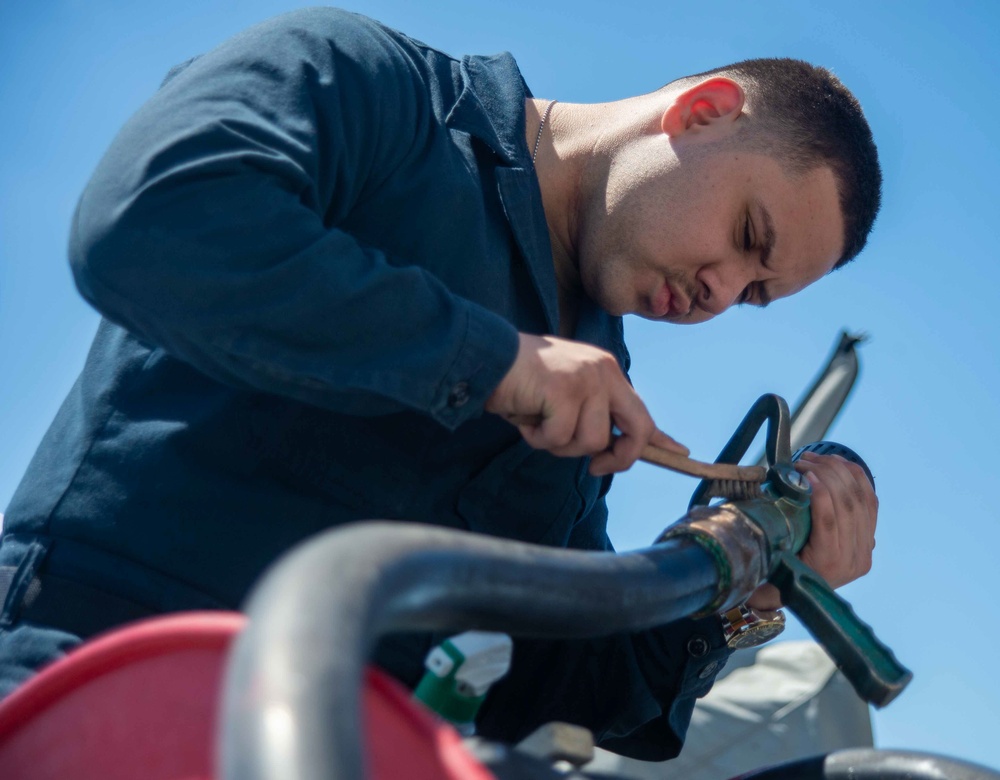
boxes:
[746,451,878,612]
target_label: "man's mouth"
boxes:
[650,279,673,318]
[650,278,692,319]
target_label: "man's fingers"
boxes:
[801,454,856,515]
[804,453,877,540]
[517,405,575,451]
[804,470,861,587]
[650,428,690,456]
[590,428,644,475]
[801,470,844,575]
[797,453,877,588]
[575,395,615,453]
[747,582,783,612]
[486,332,683,475]
[589,388,655,475]
[543,395,612,458]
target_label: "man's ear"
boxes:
[660,77,745,138]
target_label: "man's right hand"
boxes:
[484,333,688,475]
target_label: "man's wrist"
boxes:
[746,582,782,613]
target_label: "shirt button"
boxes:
[698,661,720,679]
[448,382,471,408]
[686,635,710,658]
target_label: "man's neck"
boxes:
[525,96,654,335]
[525,98,589,336]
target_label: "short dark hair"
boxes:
[667,58,881,268]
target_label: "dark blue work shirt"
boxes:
[1,8,727,759]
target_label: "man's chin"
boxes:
[634,311,686,325]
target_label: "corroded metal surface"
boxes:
[658,504,769,613]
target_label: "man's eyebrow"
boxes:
[755,201,776,308]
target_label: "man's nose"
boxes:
[696,263,749,317]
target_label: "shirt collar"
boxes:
[446,52,630,372]
[446,53,532,166]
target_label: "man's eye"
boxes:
[743,215,753,251]
[739,284,752,304]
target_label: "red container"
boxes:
[0,613,494,780]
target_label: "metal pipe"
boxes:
[219,521,721,780]
[737,748,1000,780]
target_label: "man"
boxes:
[0,7,878,760]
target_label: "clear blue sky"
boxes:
[2,0,998,770]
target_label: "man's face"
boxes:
[576,141,845,324]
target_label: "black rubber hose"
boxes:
[735,748,1000,779]
[219,521,721,780]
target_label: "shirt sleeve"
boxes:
[474,617,731,761]
[476,493,733,761]
[68,8,519,430]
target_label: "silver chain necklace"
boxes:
[531,99,557,164]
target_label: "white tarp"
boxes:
[588,640,873,779]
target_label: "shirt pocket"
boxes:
[454,439,588,546]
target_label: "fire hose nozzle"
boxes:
[660,394,912,708]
